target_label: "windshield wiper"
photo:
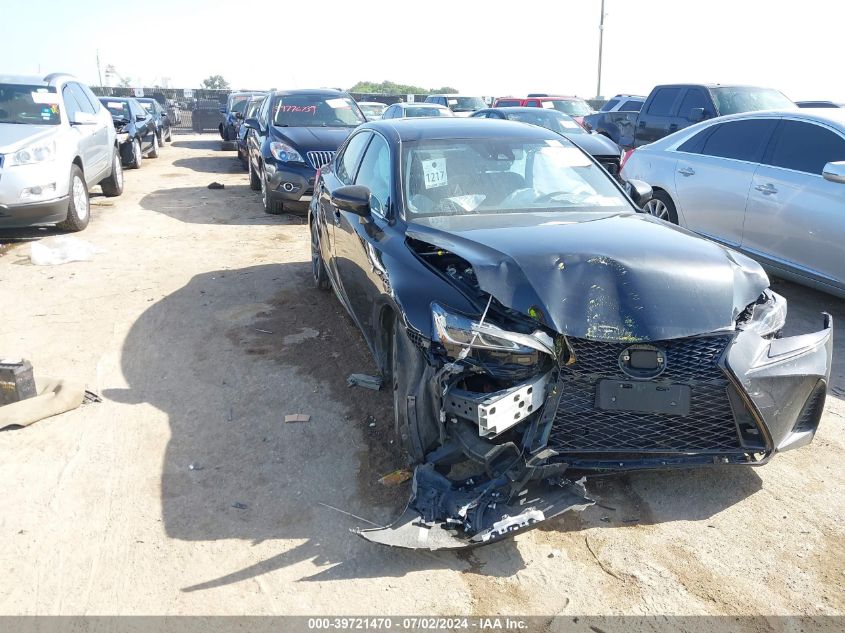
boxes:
[0,120,30,125]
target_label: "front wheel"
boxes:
[128,138,142,169]
[248,158,261,191]
[100,148,124,197]
[261,165,283,215]
[166,126,173,142]
[57,165,90,232]
[311,219,331,291]
[148,133,159,158]
[643,190,679,224]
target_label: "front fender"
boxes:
[726,313,833,453]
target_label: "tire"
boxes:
[311,219,331,291]
[57,165,90,232]
[148,133,159,159]
[100,148,124,198]
[248,158,261,191]
[260,165,283,214]
[643,190,679,224]
[390,321,436,462]
[166,126,173,142]
[220,124,229,141]
[128,137,142,169]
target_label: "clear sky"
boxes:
[1,0,843,101]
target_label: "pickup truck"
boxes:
[584,84,795,148]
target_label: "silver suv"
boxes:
[0,73,123,232]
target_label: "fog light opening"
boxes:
[793,380,827,434]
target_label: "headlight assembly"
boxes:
[431,303,554,356]
[269,141,303,163]
[8,139,56,166]
[742,290,787,337]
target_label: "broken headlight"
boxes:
[431,303,554,356]
[741,290,787,337]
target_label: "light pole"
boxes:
[596,0,606,99]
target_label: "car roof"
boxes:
[268,88,349,97]
[484,106,567,115]
[363,117,562,142]
[400,102,446,108]
[715,108,845,128]
[99,96,130,102]
[0,73,76,86]
[357,101,386,106]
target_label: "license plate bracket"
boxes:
[595,380,691,416]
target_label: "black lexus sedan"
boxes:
[309,118,832,549]
[98,97,158,168]
[472,106,623,177]
[244,89,366,215]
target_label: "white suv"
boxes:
[0,73,123,232]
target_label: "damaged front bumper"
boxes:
[358,305,832,549]
[358,464,594,550]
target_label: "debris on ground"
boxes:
[378,469,413,486]
[284,413,310,423]
[30,236,104,266]
[231,502,247,510]
[188,463,203,471]
[0,359,37,405]
[207,182,225,189]
[82,390,102,404]
[0,377,85,430]
[347,373,383,390]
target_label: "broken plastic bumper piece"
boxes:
[356,464,594,550]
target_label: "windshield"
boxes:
[139,101,155,113]
[229,95,251,114]
[710,87,795,115]
[272,94,365,128]
[0,84,60,125]
[359,103,386,117]
[505,110,585,135]
[101,99,131,119]
[447,97,485,112]
[406,106,452,118]
[245,98,263,118]
[547,99,593,116]
[403,138,629,218]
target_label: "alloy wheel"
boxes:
[644,198,669,220]
[72,175,89,221]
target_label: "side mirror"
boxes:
[331,185,371,216]
[625,179,653,207]
[235,112,244,120]
[244,117,260,130]
[822,161,845,184]
[219,106,226,114]
[688,107,705,122]
[70,111,97,125]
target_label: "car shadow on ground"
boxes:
[138,185,303,226]
[169,139,227,151]
[105,262,792,592]
[172,156,244,174]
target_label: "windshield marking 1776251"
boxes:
[272,94,365,128]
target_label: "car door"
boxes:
[331,132,392,338]
[69,82,111,179]
[743,119,845,287]
[675,87,715,131]
[249,96,272,172]
[637,86,682,145]
[673,118,777,247]
[130,100,154,150]
[61,84,100,182]
[321,130,372,287]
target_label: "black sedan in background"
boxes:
[472,107,623,177]
[244,89,366,215]
[309,118,832,549]
[137,97,172,144]
[99,97,158,168]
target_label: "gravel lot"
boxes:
[0,134,842,618]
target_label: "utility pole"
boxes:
[596,0,606,99]
[96,50,103,88]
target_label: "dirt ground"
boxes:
[0,134,842,619]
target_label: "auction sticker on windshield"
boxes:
[422,159,448,189]
[31,92,59,104]
[326,98,351,109]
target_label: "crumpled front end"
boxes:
[359,237,833,549]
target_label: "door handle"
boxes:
[755,183,778,195]
[677,167,695,177]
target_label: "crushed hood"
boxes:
[272,126,353,152]
[407,211,769,342]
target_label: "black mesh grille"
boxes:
[549,335,746,454]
